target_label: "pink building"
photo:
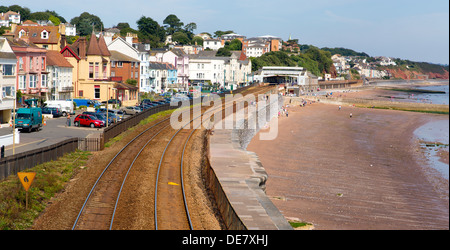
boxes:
[8,38,48,101]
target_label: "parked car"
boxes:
[42,107,63,117]
[96,108,123,121]
[45,100,75,116]
[102,99,122,107]
[122,106,141,115]
[74,114,104,128]
[82,112,111,126]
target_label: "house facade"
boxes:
[9,38,49,101]
[11,22,64,51]
[61,32,118,103]
[188,50,251,90]
[0,11,20,27]
[0,37,17,125]
[45,50,73,100]
[162,49,188,89]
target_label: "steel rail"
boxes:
[154,87,273,230]
[72,116,171,230]
[109,123,170,229]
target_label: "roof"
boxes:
[114,81,138,90]
[97,33,111,57]
[87,32,102,56]
[110,50,139,62]
[46,50,73,68]
[14,25,60,45]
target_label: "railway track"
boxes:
[71,85,274,230]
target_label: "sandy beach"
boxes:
[247,97,449,230]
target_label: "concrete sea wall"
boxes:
[206,93,292,230]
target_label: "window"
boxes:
[19,57,23,70]
[41,31,48,39]
[30,57,33,69]
[2,64,15,76]
[29,75,37,88]
[117,62,123,68]
[41,74,47,87]
[89,62,94,78]
[2,86,14,98]
[41,57,45,69]
[111,61,116,68]
[94,85,100,99]
[95,62,99,79]
[19,30,26,38]
[19,75,26,89]
[103,63,107,78]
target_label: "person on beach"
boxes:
[349,113,352,118]
[286,110,289,117]
[339,105,341,111]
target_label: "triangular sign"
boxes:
[18,172,36,192]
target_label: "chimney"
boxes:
[79,37,86,58]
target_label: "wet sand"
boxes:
[247,102,449,230]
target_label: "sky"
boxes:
[2,0,449,64]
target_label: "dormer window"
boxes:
[41,30,48,39]
[18,29,26,38]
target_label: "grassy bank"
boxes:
[0,150,91,230]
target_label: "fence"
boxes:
[0,83,258,181]
[0,138,79,181]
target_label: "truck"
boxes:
[44,100,75,117]
[15,99,43,132]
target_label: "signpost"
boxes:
[17,172,36,210]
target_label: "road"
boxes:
[1,110,105,157]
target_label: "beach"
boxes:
[247,95,449,230]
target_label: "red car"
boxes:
[74,114,104,128]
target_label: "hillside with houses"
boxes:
[0,5,448,125]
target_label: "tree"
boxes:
[216,47,231,57]
[184,22,197,33]
[227,39,242,51]
[192,36,204,46]
[71,12,104,35]
[214,30,234,38]
[137,16,166,48]
[172,32,190,45]
[163,14,184,35]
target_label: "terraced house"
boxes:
[8,37,48,101]
[60,31,116,103]
[0,37,16,126]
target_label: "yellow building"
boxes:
[61,32,120,103]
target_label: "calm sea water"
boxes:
[414,84,449,105]
[414,119,449,180]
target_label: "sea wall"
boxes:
[206,92,292,230]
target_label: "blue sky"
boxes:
[3,0,449,64]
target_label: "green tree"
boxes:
[70,12,104,35]
[137,16,166,48]
[216,47,232,57]
[172,31,190,45]
[192,36,204,46]
[227,39,242,51]
[163,14,184,35]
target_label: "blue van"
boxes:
[15,99,43,132]
[71,99,101,108]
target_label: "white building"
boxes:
[188,50,251,90]
[162,49,190,89]
[0,11,20,27]
[133,43,152,93]
[203,39,224,51]
[45,50,74,100]
[0,37,17,125]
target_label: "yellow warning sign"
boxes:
[18,172,36,191]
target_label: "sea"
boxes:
[412,83,449,180]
